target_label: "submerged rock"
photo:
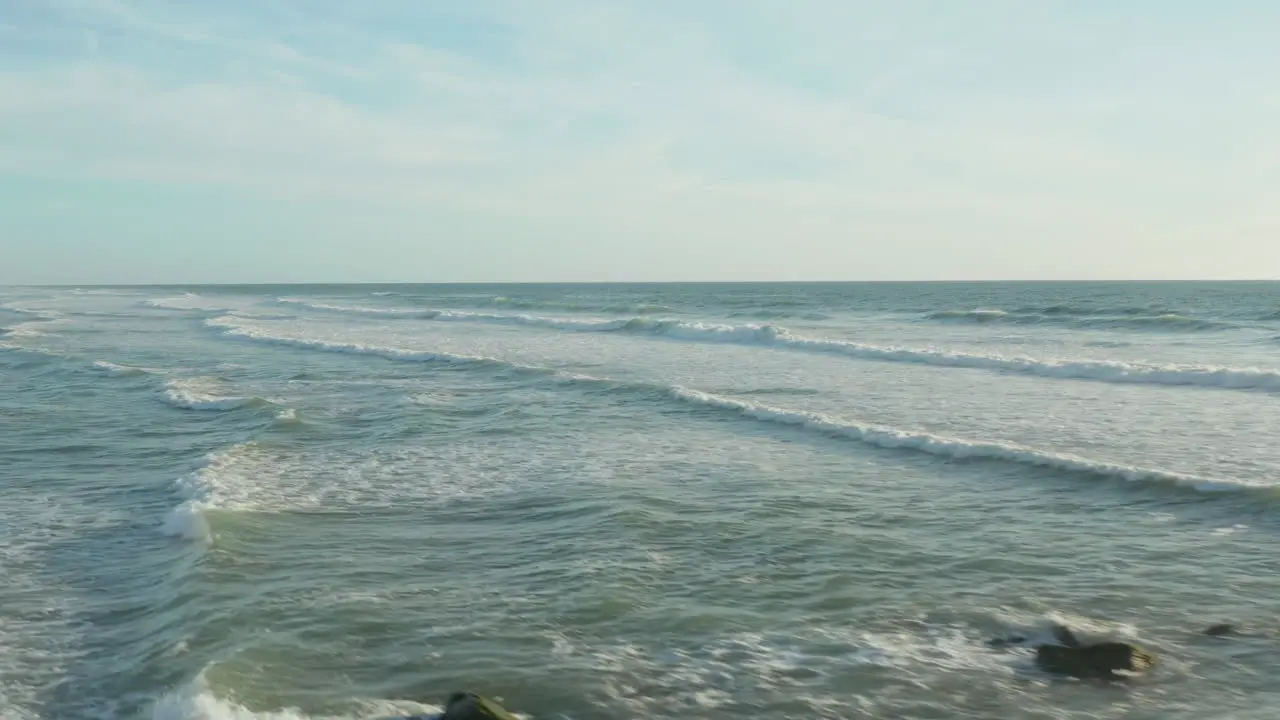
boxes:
[1204,623,1236,637]
[1035,639,1157,679]
[385,692,520,720]
[987,623,1157,679]
[440,692,520,720]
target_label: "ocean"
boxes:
[2,281,1279,720]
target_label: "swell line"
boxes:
[205,316,1267,497]
[206,316,553,376]
[665,388,1257,494]
[273,301,1280,393]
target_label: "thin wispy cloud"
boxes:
[1,0,1277,282]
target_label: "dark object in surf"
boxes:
[1204,623,1236,637]
[1034,625,1156,679]
[987,623,1156,679]
[440,692,520,720]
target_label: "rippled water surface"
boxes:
[2,282,1279,719]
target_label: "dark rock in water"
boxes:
[1204,623,1236,637]
[440,692,520,720]
[1035,641,1157,679]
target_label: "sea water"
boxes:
[2,282,1279,719]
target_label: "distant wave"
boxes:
[207,316,547,375]
[484,296,677,315]
[2,317,69,338]
[283,295,677,317]
[1022,304,1175,317]
[925,308,1239,332]
[728,310,833,321]
[235,310,1280,393]
[161,377,269,411]
[2,323,47,338]
[926,308,1012,323]
[0,304,54,317]
[204,317,1267,497]
[667,388,1259,494]
[92,360,157,376]
[0,305,65,338]
[425,313,1280,393]
[144,293,230,313]
[277,298,422,316]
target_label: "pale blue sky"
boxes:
[1,0,1277,284]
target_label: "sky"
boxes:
[1,0,1277,284]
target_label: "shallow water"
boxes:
[2,282,1279,719]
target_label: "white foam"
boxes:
[93,360,157,376]
[987,608,1141,646]
[2,317,69,338]
[271,304,1280,392]
[160,502,213,543]
[162,377,260,411]
[162,443,263,543]
[206,316,1265,494]
[145,293,230,312]
[206,316,539,373]
[926,308,1011,322]
[159,437,535,545]
[576,625,1006,717]
[277,298,421,316]
[3,323,49,339]
[666,387,1263,493]
[1212,523,1249,536]
[147,673,439,720]
[637,321,1280,392]
[0,304,58,317]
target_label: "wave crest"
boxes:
[925,308,1238,332]
[229,310,1280,393]
[205,318,1268,496]
[667,388,1261,494]
[162,377,268,411]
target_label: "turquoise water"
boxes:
[2,282,1279,719]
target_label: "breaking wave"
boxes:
[666,388,1260,494]
[92,360,157,376]
[483,296,677,315]
[206,316,548,375]
[161,377,270,411]
[227,311,1280,393]
[161,444,250,542]
[204,317,1268,496]
[146,668,440,719]
[276,298,422,316]
[0,307,67,338]
[144,293,231,313]
[281,296,676,317]
[925,308,1239,332]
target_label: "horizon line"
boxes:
[9,278,1280,288]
